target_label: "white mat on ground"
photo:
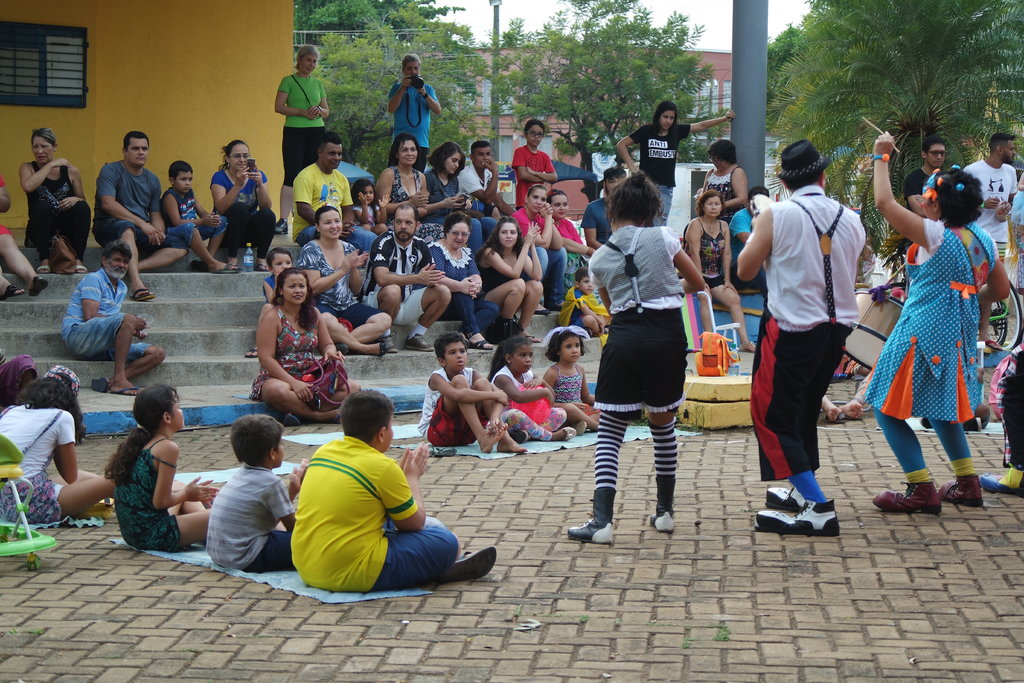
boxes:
[175,461,303,484]
[906,417,1003,435]
[3,516,106,529]
[109,538,428,603]
[283,424,423,446]
[401,426,700,460]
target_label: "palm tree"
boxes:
[773,0,1024,259]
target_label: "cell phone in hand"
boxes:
[247,158,257,172]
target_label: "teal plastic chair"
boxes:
[0,434,57,570]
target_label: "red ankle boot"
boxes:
[873,481,942,514]
[939,475,984,507]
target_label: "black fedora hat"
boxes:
[777,139,831,181]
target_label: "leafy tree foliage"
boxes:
[773,0,1024,248]
[294,0,455,32]
[766,25,807,115]
[496,0,712,171]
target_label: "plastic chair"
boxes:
[0,434,57,570]
[681,291,741,352]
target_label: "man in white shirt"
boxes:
[458,140,514,241]
[737,139,865,537]
[964,132,1017,345]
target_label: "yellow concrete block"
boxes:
[683,375,752,403]
[679,400,752,430]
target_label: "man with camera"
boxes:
[387,54,442,172]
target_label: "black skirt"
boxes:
[594,306,687,416]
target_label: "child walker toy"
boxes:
[0,434,57,570]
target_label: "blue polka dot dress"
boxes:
[865,221,995,421]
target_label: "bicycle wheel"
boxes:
[990,288,1023,351]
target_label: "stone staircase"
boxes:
[2,237,600,431]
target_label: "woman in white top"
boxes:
[0,376,113,524]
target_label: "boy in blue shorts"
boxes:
[292,390,496,592]
[160,160,232,274]
[207,414,307,572]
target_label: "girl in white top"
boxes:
[488,336,576,443]
[0,377,114,524]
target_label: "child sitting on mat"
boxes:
[542,326,600,433]
[206,415,308,572]
[292,390,497,592]
[418,332,524,454]
[489,336,577,443]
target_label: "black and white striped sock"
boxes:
[594,411,629,490]
[650,421,678,477]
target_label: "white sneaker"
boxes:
[765,486,806,513]
[755,499,839,536]
[649,511,675,533]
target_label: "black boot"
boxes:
[568,488,615,544]
[649,475,675,533]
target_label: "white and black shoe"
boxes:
[755,499,839,537]
[765,487,806,513]
[568,488,615,544]
[649,511,675,533]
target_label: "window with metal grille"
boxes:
[0,22,88,108]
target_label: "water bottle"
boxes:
[242,243,254,272]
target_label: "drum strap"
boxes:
[793,201,845,324]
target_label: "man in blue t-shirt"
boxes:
[728,185,769,301]
[582,167,627,250]
[387,54,441,172]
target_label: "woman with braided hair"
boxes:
[867,132,1010,514]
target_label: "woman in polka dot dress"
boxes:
[866,133,1010,514]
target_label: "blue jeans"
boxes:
[439,293,499,336]
[295,224,376,252]
[63,314,150,361]
[535,247,567,309]
[93,218,192,254]
[657,184,674,226]
[184,215,228,241]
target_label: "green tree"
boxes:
[315,16,486,177]
[766,24,807,115]
[773,0,1024,250]
[294,0,456,32]
[496,0,712,172]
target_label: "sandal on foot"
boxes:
[74,264,89,274]
[109,386,142,396]
[244,347,258,359]
[467,338,494,351]
[254,263,270,272]
[0,284,25,301]
[37,265,52,274]
[130,288,155,302]
[28,277,48,296]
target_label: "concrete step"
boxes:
[14,233,299,273]
[29,333,600,389]
[0,298,264,327]
[11,326,257,357]
[3,270,270,299]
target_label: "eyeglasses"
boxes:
[927,150,946,156]
[448,231,470,238]
[526,130,544,137]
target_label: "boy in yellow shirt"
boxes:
[292,390,496,592]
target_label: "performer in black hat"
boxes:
[736,139,865,536]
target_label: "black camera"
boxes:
[409,75,425,90]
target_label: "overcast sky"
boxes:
[443,0,810,50]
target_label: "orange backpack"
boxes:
[697,332,738,377]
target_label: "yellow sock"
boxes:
[906,468,931,484]
[951,458,976,477]
[1000,467,1024,488]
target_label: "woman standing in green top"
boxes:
[275,45,329,234]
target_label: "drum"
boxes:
[845,290,904,368]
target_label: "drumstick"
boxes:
[862,117,901,153]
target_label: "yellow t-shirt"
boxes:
[291,165,354,238]
[292,436,418,592]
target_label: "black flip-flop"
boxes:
[0,284,25,301]
[28,277,48,296]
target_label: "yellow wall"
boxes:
[1,1,293,228]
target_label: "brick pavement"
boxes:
[2,384,1024,682]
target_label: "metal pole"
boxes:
[491,0,501,141]
[732,0,768,188]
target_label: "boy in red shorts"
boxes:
[418,332,525,454]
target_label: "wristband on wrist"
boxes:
[872,154,890,162]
